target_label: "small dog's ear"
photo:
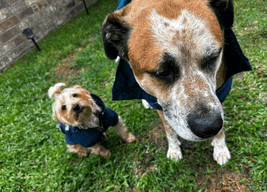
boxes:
[102,13,131,60]
[210,0,234,29]
[73,85,82,89]
[48,83,66,98]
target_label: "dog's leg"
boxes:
[157,110,183,160]
[67,145,89,157]
[115,116,137,143]
[90,144,111,158]
[211,130,231,165]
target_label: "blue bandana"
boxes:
[112,0,252,110]
[58,94,119,148]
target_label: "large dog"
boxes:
[101,0,251,165]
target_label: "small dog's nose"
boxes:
[73,104,82,113]
[188,113,223,138]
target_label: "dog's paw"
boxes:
[213,146,231,165]
[102,150,111,158]
[124,133,137,143]
[78,149,89,157]
[167,147,183,160]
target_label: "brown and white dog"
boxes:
[48,83,136,158]
[101,0,239,165]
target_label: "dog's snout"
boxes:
[73,104,82,113]
[188,113,223,138]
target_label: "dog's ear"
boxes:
[209,0,234,29]
[102,13,131,60]
[48,83,66,98]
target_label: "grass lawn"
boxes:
[0,0,266,191]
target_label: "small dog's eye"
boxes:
[62,105,66,110]
[73,94,78,97]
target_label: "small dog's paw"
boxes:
[213,146,231,165]
[68,145,89,157]
[102,150,111,158]
[124,133,137,143]
[78,149,89,157]
[167,148,183,160]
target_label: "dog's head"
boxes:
[48,83,96,126]
[102,0,234,141]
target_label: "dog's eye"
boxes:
[62,105,66,110]
[202,49,221,71]
[73,94,78,97]
[148,70,175,83]
[148,53,179,83]
[156,70,174,82]
[202,56,218,71]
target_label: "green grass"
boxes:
[0,0,266,191]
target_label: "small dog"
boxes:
[48,83,137,158]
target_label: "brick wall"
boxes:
[0,0,97,73]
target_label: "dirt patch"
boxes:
[55,53,82,80]
[134,153,158,178]
[198,171,251,191]
[144,120,253,191]
[140,119,168,150]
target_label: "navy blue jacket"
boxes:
[59,94,119,147]
[112,0,252,110]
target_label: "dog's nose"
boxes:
[73,104,82,113]
[188,113,223,138]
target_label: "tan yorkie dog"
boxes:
[48,83,137,158]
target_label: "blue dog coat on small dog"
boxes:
[58,94,119,148]
[112,0,252,110]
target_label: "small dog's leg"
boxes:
[67,145,89,157]
[115,116,137,143]
[157,110,182,160]
[90,144,111,158]
[211,130,231,165]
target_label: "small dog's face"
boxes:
[48,83,94,126]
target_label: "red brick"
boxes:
[65,0,75,9]
[0,0,5,9]
[9,41,31,60]
[0,26,20,43]
[0,8,11,21]
[9,0,28,14]
[18,7,34,20]
[0,56,12,73]
[12,34,26,46]
[6,0,19,5]
[0,42,15,58]
[0,16,19,30]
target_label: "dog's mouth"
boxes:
[74,105,93,123]
[75,107,86,120]
[163,109,223,141]
[73,104,84,115]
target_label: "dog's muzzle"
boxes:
[73,104,84,114]
[163,101,224,141]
